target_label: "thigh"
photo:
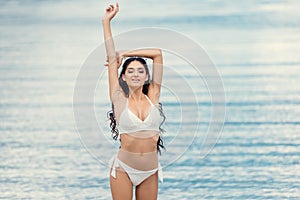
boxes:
[110,168,133,200]
[135,171,158,200]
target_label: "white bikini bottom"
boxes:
[109,149,163,186]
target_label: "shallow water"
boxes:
[1,0,300,199]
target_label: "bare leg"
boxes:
[135,172,158,200]
[110,168,133,200]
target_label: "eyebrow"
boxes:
[127,67,145,70]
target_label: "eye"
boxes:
[127,69,134,73]
[138,69,145,73]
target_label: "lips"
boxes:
[132,79,140,83]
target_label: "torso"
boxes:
[112,89,162,153]
[120,133,159,153]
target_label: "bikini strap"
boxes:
[125,97,129,107]
[144,95,154,106]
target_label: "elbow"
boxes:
[153,49,162,60]
[156,49,162,56]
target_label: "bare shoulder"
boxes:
[111,84,126,103]
[147,82,161,105]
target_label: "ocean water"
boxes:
[1,0,300,199]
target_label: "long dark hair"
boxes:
[107,57,166,154]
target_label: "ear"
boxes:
[145,74,149,82]
[122,74,126,82]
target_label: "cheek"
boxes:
[124,72,131,78]
[141,72,148,77]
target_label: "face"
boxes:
[122,60,148,89]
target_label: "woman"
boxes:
[102,3,165,200]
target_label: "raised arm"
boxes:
[119,48,163,103]
[102,3,119,101]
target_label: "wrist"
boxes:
[102,18,111,24]
[118,50,126,58]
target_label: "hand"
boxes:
[116,51,124,68]
[102,3,119,22]
[104,51,123,68]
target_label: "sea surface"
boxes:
[1,0,300,199]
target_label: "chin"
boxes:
[129,81,144,87]
[129,84,143,90]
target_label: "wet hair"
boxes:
[107,57,166,154]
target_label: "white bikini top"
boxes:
[118,95,163,134]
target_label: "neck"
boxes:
[128,87,144,101]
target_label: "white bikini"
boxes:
[109,94,164,186]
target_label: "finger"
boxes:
[106,5,113,11]
[116,3,119,11]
